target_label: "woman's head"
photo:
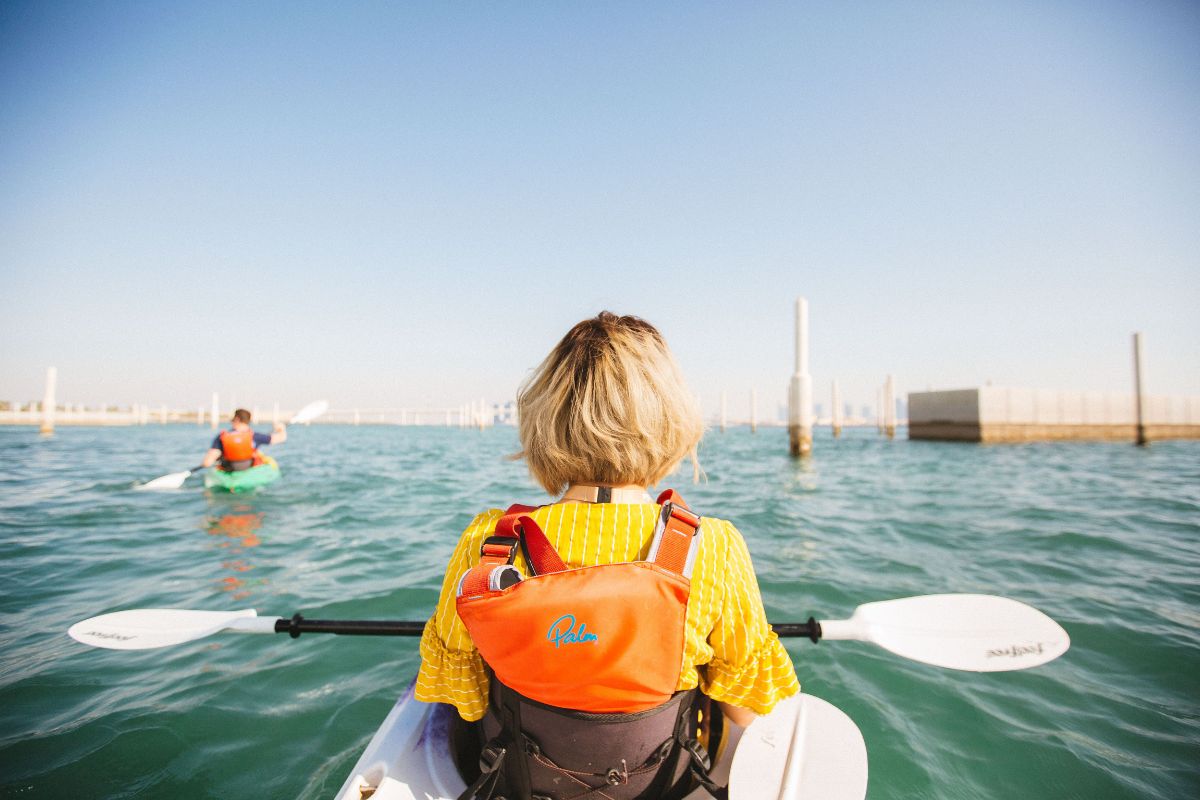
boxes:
[517,311,704,495]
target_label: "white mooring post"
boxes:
[211,393,219,430]
[273,402,280,426]
[39,367,57,436]
[198,406,204,425]
[831,380,842,438]
[750,389,758,434]
[788,297,813,457]
[884,375,896,439]
[160,405,168,424]
[1133,332,1147,446]
[876,388,884,434]
[720,391,728,433]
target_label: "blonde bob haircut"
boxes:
[516,311,704,496]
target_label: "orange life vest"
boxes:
[218,429,257,461]
[217,429,264,471]
[456,489,701,714]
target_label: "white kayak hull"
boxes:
[333,682,866,800]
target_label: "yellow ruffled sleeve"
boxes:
[414,509,503,721]
[699,522,800,715]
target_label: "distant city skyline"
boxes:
[2,3,1197,420]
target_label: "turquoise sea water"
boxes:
[1,425,1197,799]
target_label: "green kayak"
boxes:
[204,456,280,493]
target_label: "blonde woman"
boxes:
[417,312,798,800]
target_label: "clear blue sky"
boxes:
[2,1,1197,417]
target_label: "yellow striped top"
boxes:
[416,502,800,721]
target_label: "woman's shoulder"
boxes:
[696,514,745,559]
[461,508,505,537]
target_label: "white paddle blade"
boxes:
[136,471,192,491]
[68,609,263,650]
[289,400,328,425]
[823,593,1070,672]
[729,693,867,800]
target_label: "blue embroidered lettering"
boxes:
[547,614,599,648]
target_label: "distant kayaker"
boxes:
[201,409,286,472]
[417,312,799,799]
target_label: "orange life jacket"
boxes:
[217,429,263,471]
[456,489,702,715]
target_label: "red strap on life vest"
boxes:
[458,505,568,598]
[458,493,701,598]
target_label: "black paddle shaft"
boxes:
[273,614,822,642]
[275,614,425,638]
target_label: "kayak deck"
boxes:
[333,683,866,800]
[203,456,280,493]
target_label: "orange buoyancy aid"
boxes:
[455,490,702,715]
[217,429,263,471]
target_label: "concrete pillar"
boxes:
[39,367,56,435]
[720,391,728,433]
[1133,332,1147,446]
[884,375,896,439]
[750,389,758,434]
[877,388,884,433]
[831,380,842,438]
[788,297,813,457]
[211,393,219,430]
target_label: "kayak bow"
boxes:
[203,455,280,493]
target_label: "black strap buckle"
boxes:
[479,743,507,774]
[479,536,519,565]
[684,737,711,772]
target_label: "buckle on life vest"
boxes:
[479,742,506,774]
[480,536,519,565]
[684,736,711,772]
[669,504,701,527]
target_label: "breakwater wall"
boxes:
[909,388,1200,443]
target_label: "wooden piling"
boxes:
[788,297,813,457]
[1133,332,1147,446]
[39,367,56,436]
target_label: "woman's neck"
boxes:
[559,483,652,504]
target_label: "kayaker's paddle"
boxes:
[772,593,1070,672]
[135,465,206,491]
[289,400,328,425]
[68,593,1069,671]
